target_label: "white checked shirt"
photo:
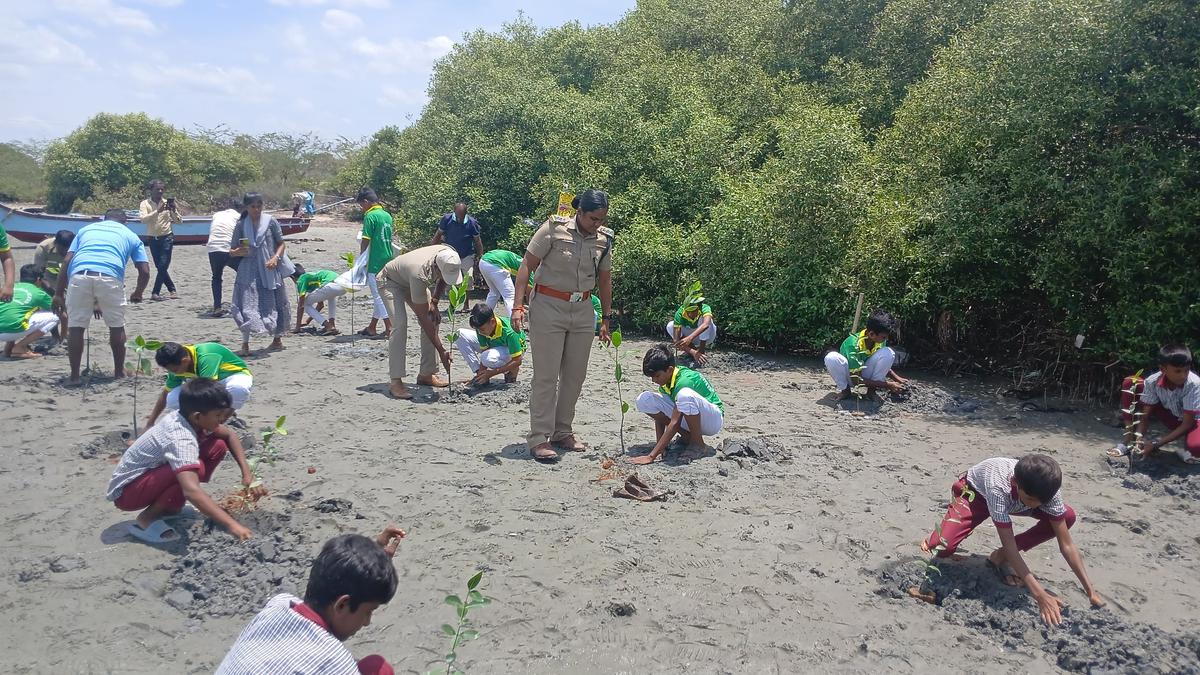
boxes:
[966,457,1066,529]
[106,412,201,501]
[216,594,361,675]
[1140,370,1200,420]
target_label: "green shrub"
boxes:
[0,144,46,202]
[612,218,694,332]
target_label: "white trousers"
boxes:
[824,347,896,391]
[363,271,389,320]
[453,328,513,373]
[635,388,723,436]
[667,320,717,344]
[165,372,253,410]
[0,311,60,342]
[304,282,347,324]
[479,259,514,318]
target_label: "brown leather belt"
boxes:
[535,284,592,303]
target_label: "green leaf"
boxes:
[144,340,162,350]
[467,571,483,591]
[441,623,457,637]
[445,654,456,663]
[444,595,464,609]
[621,401,629,414]
[614,363,623,382]
[135,335,146,348]
[460,629,479,641]
[611,329,622,348]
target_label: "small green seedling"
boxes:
[427,571,491,675]
[1121,369,1146,474]
[246,415,287,489]
[603,328,629,453]
[125,335,163,436]
[443,280,470,393]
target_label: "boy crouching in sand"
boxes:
[631,343,724,465]
[824,309,907,401]
[1109,343,1199,465]
[454,303,526,386]
[217,526,406,675]
[107,379,263,543]
[922,454,1103,625]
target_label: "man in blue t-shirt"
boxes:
[52,208,151,385]
[431,202,483,289]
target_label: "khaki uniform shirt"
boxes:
[139,199,182,237]
[380,244,447,304]
[526,217,612,294]
[33,238,66,282]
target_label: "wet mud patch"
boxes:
[1106,456,1200,502]
[77,430,132,462]
[832,383,984,417]
[877,559,1200,673]
[431,380,531,406]
[320,341,387,360]
[703,352,788,373]
[167,510,338,619]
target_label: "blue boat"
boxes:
[0,202,311,245]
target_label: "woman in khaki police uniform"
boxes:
[512,189,614,461]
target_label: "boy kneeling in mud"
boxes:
[107,379,263,543]
[217,526,405,674]
[824,309,908,401]
[923,454,1104,625]
[453,303,526,386]
[1108,343,1200,465]
[631,343,724,465]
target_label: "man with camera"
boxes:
[138,178,182,301]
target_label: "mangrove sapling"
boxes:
[603,328,629,454]
[911,484,974,603]
[246,415,288,489]
[125,335,162,436]
[427,571,491,675]
[442,281,469,394]
[1120,369,1146,474]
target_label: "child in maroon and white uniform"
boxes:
[216,527,405,675]
[922,454,1104,626]
[1110,343,1200,465]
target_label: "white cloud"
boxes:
[322,9,363,34]
[269,0,389,7]
[130,63,268,98]
[351,35,453,74]
[134,0,183,6]
[378,85,423,107]
[51,0,157,33]
[0,21,96,77]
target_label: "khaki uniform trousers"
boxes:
[527,293,596,447]
[377,271,439,380]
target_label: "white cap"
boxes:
[434,247,463,287]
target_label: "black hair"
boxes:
[1013,454,1062,503]
[54,229,75,248]
[242,192,264,207]
[178,378,232,418]
[290,262,306,282]
[571,189,609,214]
[865,309,896,338]
[356,187,378,203]
[468,303,495,329]
[1158,343,1193,368]
[304,533,398,611]
[642,343,676,376]
[19,264,40,283]
[155,342,188,368]
[147,179,165,190]
[103,208,128,223]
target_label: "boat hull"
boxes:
[0,202,310,245]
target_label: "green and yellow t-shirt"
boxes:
[839,330,885,373]
[0,282,52,334]
[481,249,521,274]
[674,303,712,329]
[660,366,723,413]
[477,316,526,358]
[163,342,250,391]
[361,205,395,274]
[0,222,10,253]
[295,269,338,295]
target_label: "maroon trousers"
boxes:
[114,436,228,513]
[1121,376,1200,457]
[925,477,1076,558]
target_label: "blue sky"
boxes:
[0,0,636,144]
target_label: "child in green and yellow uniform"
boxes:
[667,298,717,365]
[357,188,396,337]
[0,265,59,359]
[453,303,527,385]
[479,249,535,319]
[290,266,344,335]
[632,343,724,464]
[824,309,907,401]
[144,342,253,430]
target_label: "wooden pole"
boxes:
[851,292,865,333]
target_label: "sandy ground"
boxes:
[0,220,1197,674]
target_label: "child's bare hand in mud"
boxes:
[376,525,406,557]
[1088,591,1105,608]
[1037,593,1065,626]
[230,523,253,541]
[886,380,906,394]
